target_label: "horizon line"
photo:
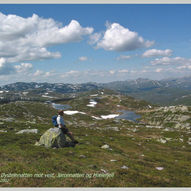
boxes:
[1,75,191,87]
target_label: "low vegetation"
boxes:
[0,91,191,187]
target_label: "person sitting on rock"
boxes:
[57,110,79,145]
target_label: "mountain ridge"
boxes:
[1,76,191,106]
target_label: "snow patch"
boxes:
[90,94,98,97]
[101,114,119,119]
[92,116,102,120]
[22,92,28,95]
[42,95,55,98]
[64,110,86,115]
[87,99,97,107]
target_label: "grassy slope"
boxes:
[0,93,191,187]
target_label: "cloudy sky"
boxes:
[0,4,191,85]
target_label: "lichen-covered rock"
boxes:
[35,128,67,148]
[178,115,190,122]
[180,106,189,113]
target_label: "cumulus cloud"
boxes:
[0,58,16,75]
[142,49,173,57]
[33,70,56,78]
[89,33,102,44]
[177,65,191,70]
[14,63,33,73]
[33,70,44,77]
[109,70,116,75]
[155,68,163,73]
[117,55,131,60]
[79,56,88,61]
[0,12,93,64]
[92,23,154,52]
[151,56,191,65]
[61,70,80,78]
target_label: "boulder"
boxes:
[0,130,7,133]
[104,126,119,131]
[178,115,190,122]
[180,106,189,113]
[35,128,73,148]
[16,129,38,134]
[121,165,129,170]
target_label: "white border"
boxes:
[0,0,190,4]
[1,188,191,190]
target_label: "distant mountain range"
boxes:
[1,76,191,106]
[1,82,100,93]
[101,76,191,106]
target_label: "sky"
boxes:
[0,4,191,85]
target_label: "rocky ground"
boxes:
[0,91,191,187]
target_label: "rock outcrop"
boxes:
[35,128,74,148]
[16,129,38,134]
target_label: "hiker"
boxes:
[56,110,79,144]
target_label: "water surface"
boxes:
[116,110,141,122]
[51,103,72,110]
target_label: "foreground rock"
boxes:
[35,128,74,148]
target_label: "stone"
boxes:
[179,115,190,122]
[110,159,117,162]
[0,130,7,133]
[157,138,167,144]
[100,169,108,173]
[35,128,71,148]
[3,118,14,122]
[156,167,164,170]
[180,106,189,113]
[104,126,119,131]
[121,165,129,170]
[174,123,181,129]
[101,144,110,149]
[79,155,86,158]
[16,129,38,134]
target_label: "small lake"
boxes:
[116,110,141,122]
[49,102,141,122]
[51,103,72,110]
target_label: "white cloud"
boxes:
[109,70,116,75]
[14,63,33,73]
[0,57,16,75]
[117,55,131,60]
[0,58,6,68]
[177,65,191,70]
[33,70,44,77]
[151,56,191,65]
[44,72,53,77]
[61,70,80,78]
[93,23,154,52]
[155,68,163,73]
[0,12,93,64]
[79,56,88,61]
[118,69,129,73]
[89,33,102,44]
[142,49,172,57]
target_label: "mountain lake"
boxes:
[50,102,140,121]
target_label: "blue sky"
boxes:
[0,4,191,85]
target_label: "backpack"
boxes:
[52,115,58,127]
